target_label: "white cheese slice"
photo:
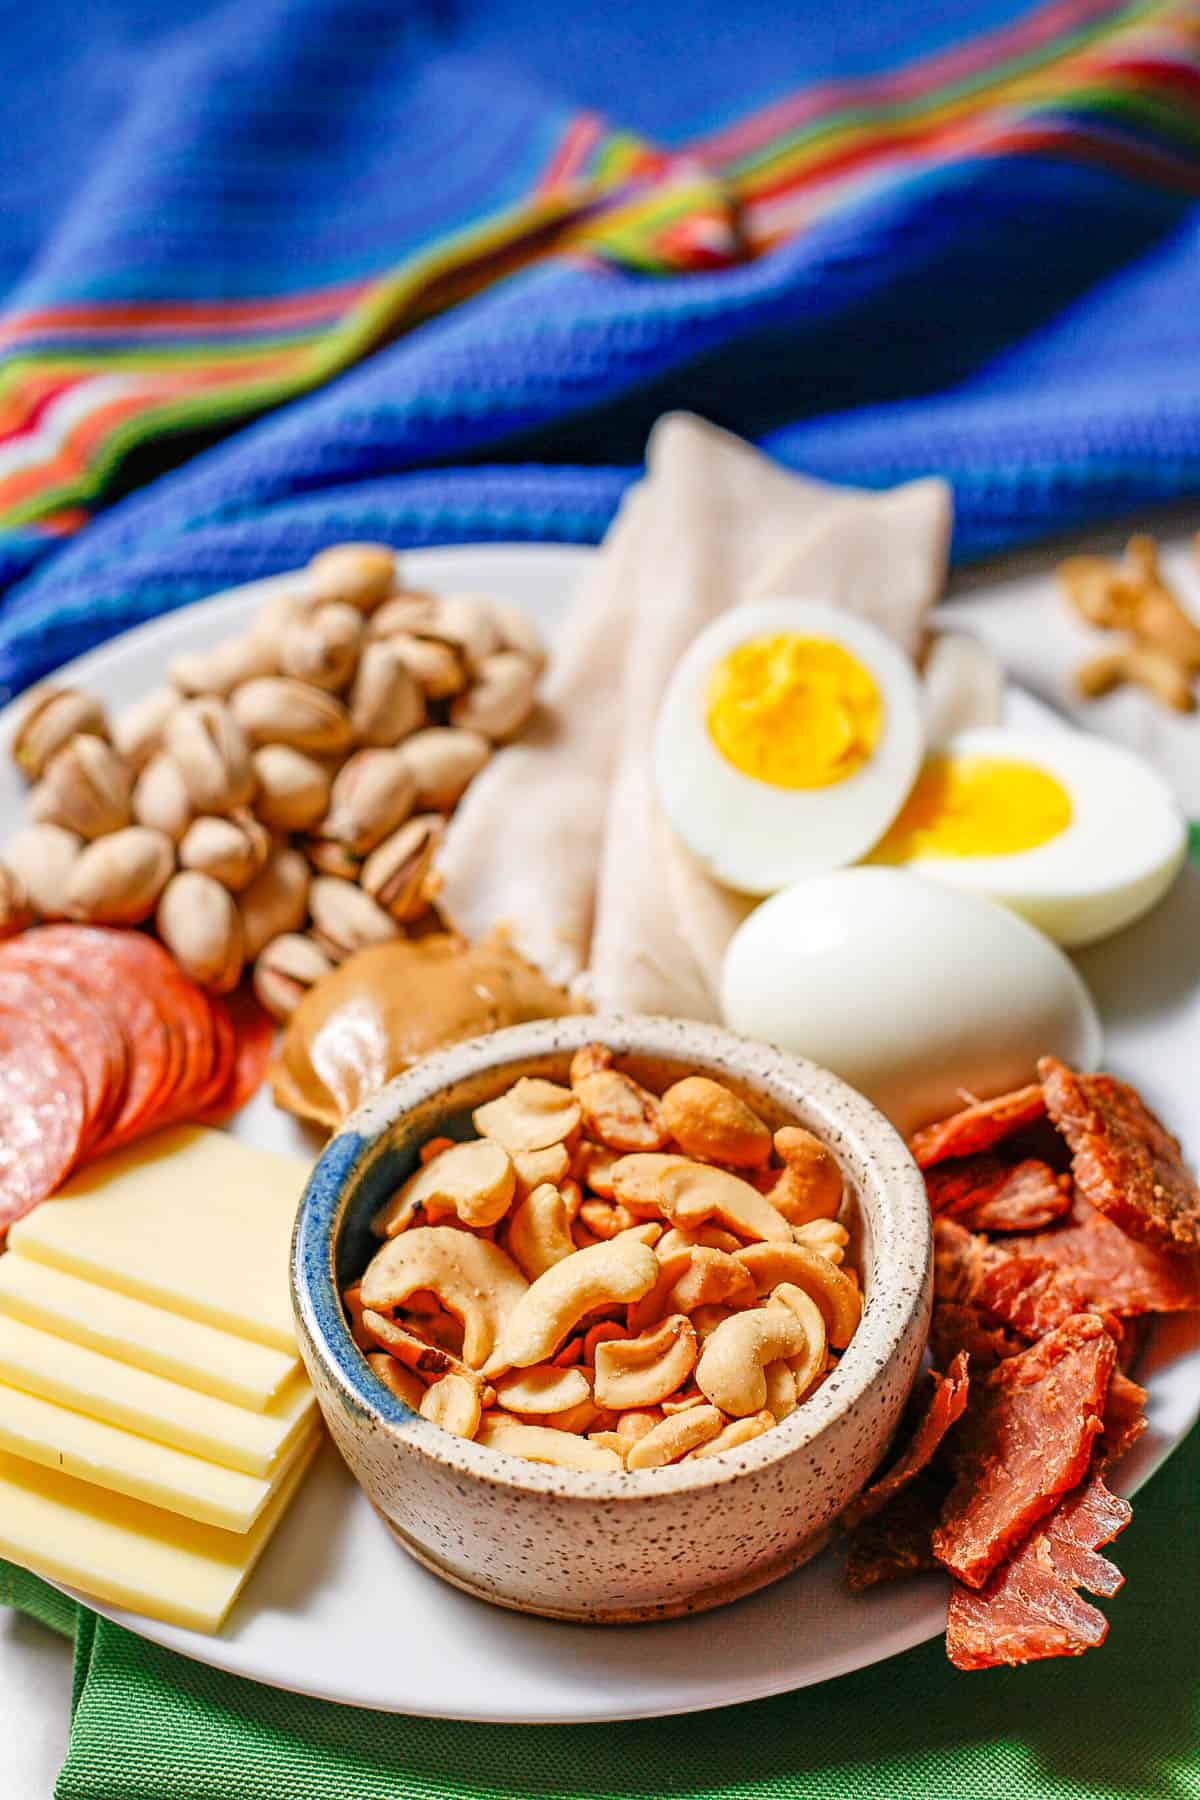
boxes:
[0,1316,314,1476]
[0,1382,315,1533]
[8,1126,309,1351]
[0,1437,319,1632]
[0,1254,298,1411]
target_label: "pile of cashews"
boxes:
[345,1045,864,1472]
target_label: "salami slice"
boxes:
[0,1009,87,1238]
[1039,1056,1200,1252]
[933,1313,1116,1590]
[946,1472,1130,1669]
[842,1352,969,1531]
[909,1085,1047,1170]
[200,987,274,1121]
[0,960,126,1152]
[8,927,174,1150]
[105,932,216,1128]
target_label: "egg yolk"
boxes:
[870,754,1072,861]
[705,633,883,789]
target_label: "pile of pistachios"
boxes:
[2,545,544,1017]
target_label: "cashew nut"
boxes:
[477,1413,623,1472]
[513,1141,571,1199]
[610,1154,792,1243]
[473,1078,581,1155]
[661,1076,773,1168]
[733,1241,862,1347]
[770,1282,828,1401]
[769,1126,844,1225]
[593,1314,697,1410]
[539,1398,607,1435]
[578,1198,638,1240]
[764,1359,798,1420]
[690,1304,735,1343]
[688,1409,775,1460]
[572,1066,668,1154]
[374,1139,515,1237]
[794,1218,850,1265]
[420,1372,483,1439]
[493,1364,590,1415]
[613,1408,664,1445]
[628,1243,762,1335]
[656,1224,743,1258]
[569,1043,613,1083]
[694,1308,807,1417]
[660,1386,707,1414]
[664,1246,758,1315]
[585,1432,630,1464]
[485,1236,659,1373]
[505,1182,576,1281]
[360,1226,528,1368]
[366,1351,426,1411]
[572,1140,618,1198]
[341,1281,373,1351]
[619,1220,664,1249]
[360,1308,477,1384]
[580,1320,627,1364]
[625,1405,725,1469]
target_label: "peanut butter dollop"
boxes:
[270,933,575,1128]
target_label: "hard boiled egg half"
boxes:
[655,599,925,894]
[867,724,1186,947]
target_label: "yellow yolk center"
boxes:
[871,753,1072,861]
[705,633,884,789]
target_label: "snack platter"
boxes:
[1,542,1198,1724]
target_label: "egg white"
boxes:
[883,725,1187,948]
[654,599,925,895]
[720,867,1102,1135]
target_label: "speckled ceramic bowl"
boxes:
[291,1016,932,1623]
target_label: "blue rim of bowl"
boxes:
[291,1015,933,1499]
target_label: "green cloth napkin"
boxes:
[5,1420,1199,1800]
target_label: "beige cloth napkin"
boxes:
[438,414,954,1019]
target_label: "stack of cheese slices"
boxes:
[0,1126,319,1633]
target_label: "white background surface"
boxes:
[4,519,1200,1795]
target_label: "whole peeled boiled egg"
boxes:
[655,599,925,894]
[720,867,1101,1135]
[866,724,1186,947]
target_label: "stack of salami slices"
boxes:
[843,1057,1200,1670]
[0,926,273,1242]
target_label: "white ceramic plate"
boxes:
[1,544,1197,1724]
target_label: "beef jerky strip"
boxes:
[946,1470,1131,1669]
[842,1353,969,1531]
[1040,1056,1200,1253]
[1005,1189,1200,1318]
[933,1312,1116,1590]
[925,1154,1070,1233]
[909,1085,1047,1170]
